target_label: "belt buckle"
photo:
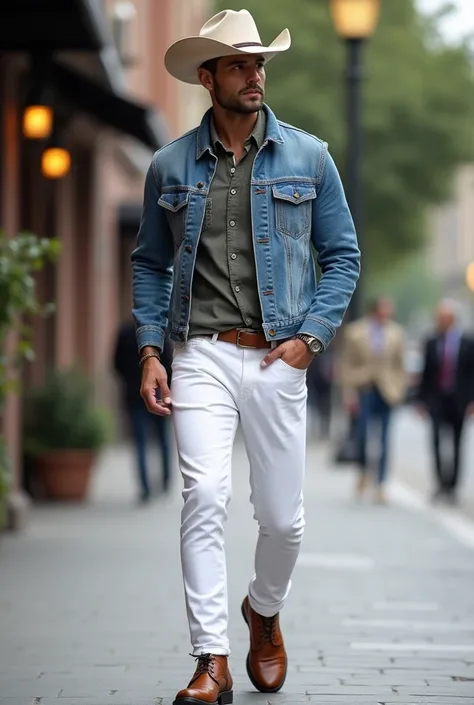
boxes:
[236,329,257,349]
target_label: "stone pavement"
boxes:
[1,433,474,705]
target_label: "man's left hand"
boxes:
[261,338,314,370]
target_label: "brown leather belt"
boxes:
[217,328,272,349]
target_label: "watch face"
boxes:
[310,340,322,354]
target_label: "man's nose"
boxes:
[247,67,260,83]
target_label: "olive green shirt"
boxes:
[188,110,266,336]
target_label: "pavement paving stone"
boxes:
[1,438,474,704]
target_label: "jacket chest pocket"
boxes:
[272,184,316,239]
[158,191,189,247]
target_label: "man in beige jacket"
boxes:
[341,298,407,503]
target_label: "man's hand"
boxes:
[261,338,314,371]
[466,402,474,417]
[140,355,172,416]
[415,403,427,418]
[343,390,359,416]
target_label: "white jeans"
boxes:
[171,337,307,656]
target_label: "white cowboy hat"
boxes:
[164,9,291,85]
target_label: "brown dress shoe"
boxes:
[241,596,287,693]
[173,653,233,705]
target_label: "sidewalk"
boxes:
[1,436,474,705]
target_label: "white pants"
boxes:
[171,337,307,656]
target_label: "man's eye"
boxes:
[257,63,265,69]
[233,65,243,70]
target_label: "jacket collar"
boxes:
[196,103,283,159]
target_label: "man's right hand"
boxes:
[140,352,172,416]
[415,403,427,418]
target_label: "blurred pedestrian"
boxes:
[417,300,474,504]
[341,298,407,504]
[131,8,359,702]
[113,319,173,502]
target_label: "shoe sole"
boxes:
[241,601,287,693]
[173,690,233,705]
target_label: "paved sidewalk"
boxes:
[1,435,474,705]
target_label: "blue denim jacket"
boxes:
[132,104,360,352]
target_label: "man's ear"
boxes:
[197,69,214,92]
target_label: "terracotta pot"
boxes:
[37,450,95,501]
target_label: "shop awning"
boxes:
[0,0,112,52]
[0,0,124,91]
[52,61,168,151]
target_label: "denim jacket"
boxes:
[132,104,360,352]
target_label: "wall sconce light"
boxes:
[41,146,71,179]
[23,103,53,139]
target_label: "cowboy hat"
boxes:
[164,9,291,85]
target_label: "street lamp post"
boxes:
[330,0,380,321]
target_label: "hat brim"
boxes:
[164,28,291,85]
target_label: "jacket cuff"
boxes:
[136,325,165,354]
[297,316,336,350]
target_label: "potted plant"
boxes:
[23,367,112,501]
[0,231,60,528]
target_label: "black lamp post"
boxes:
[330,0,380,321]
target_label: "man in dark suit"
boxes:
[418,301,474,503]
[113,319,173,502]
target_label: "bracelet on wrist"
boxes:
[139,351,160,367]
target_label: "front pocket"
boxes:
[158,190,190,248]
[272,184,316,239]
[276,357,308,375]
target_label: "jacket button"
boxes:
[185,245,192,253]
[173,199,179,207]
[183,295,190,302]
[269,329,276,337]
[294,191,300,199]
[196,181,204,189]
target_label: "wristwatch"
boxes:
[296,334,323,355]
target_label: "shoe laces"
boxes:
[260,614,278,643]
[190,653,215,678]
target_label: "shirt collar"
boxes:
[210,109,266,151]
[196,104,283,159]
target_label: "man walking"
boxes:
[341,298,406,504]
[113,319,173,502]
[132,9,359,704]
[418,300,474,503]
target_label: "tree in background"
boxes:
[214,0,474,275]
[367,253,442,329]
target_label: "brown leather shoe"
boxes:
[173,653,233,704]
[241,596,287,693]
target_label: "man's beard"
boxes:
[214,81,264,114]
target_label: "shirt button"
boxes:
[230,253,237,260]
[230,167,236,174]
[230,188,236,195]
[245,317,252,325]
[235,286,241,293]
[229,220,236,227]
